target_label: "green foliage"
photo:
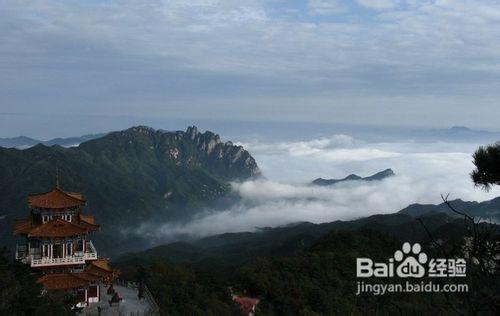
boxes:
[118,216,500,315]
[233,230,495,315]
[471,142,500,189]
[0,248,72,316]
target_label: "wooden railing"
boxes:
[143,284,161,315]
[31,255,85,267]
[30,251,97,267]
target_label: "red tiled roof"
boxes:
[86,259,119,282]
[90,258,113,272]
[28,187,86,209]
[72,272,101,282]
[79,215,100,232]
[13,218,32,235]
[80,214,95,225]
[233,296,260,314]
[28,218,87,237]
[37,273,96,291]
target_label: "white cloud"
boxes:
[131,135,500,241]
[2,1,500,90]
[308,0,345,15]
[1,0,500,130]
[355,0,400,10]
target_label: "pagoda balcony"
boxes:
[30,252,98,267]
[27,240,98,267]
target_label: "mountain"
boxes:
[117,211,499,314]
[0,136,40,148]
[399,197,500,221]
[312,168,395,186]
[0,133,106,148]
[116,193,500,275]
[0,126,260,256]
[115,211,468,276]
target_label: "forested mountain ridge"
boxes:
[399,197,500,221]
[0,126,260,254]
[116,211,492,277]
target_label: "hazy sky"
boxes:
[1,0,500,137]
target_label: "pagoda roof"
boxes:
[80,214,95,224]
[78,215,100,232]
[37,272,99,291]
[13,218,32,235]
[14,215,99,236]
[89,258,113,272]
[86,259,119,282]
[28,218,88,238]
[28,186,86,209]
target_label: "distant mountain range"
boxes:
[312,168,395,186]
[412,126,500,143]
[0,133,107,148]
[399,197,500,221]
[0,126,260,255]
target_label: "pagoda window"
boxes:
[88,285,98,297]
[42,215,52,223]
[64,214,72,222]
[75,239,84,252]
[53,244,63,258]
[66,242,73,256]
[42,244,50,257]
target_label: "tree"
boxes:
[0,248,72,316]
[471,143,500,190]
[426,143,500,314]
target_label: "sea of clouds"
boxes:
[135,134,500,241]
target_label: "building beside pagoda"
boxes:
[14,181,117,307]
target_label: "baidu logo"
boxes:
[356,242,466,279]
[394,242,427,278]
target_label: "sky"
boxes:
[1,0,500,137]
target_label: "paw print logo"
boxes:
[394,242,427,278]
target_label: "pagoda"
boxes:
[13,178,117,307]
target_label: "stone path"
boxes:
[80,284,153,316]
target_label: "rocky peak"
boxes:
[186,126,199,140]
[130,126,155,134]
[102,125,261,180]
